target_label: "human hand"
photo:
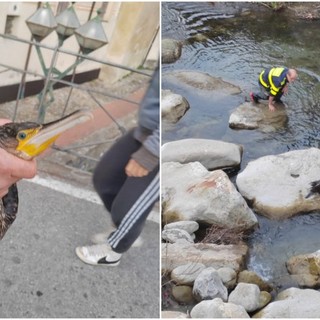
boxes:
[268,104,276,112]
[0,119,37,197]
[125,159,149,177]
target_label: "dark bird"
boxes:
[0,110,93,240]
[305,180,320,199]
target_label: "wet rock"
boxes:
[238,270,273,292]
[228,283,261,312]
[171,262,206,285]
[161,242,248,274]
[163,221,199,234]
[163,70,242,94]
[193,267,228,302]
[162,162,258,230]
[253,287,320,318]
[162,228,194,244]
[229,102,288,132]
[162,139,243,170]
[286,250,320,287]
[172,285,194,304]
[161,89,190,123]
[236,148,320,219]
[162,39,182,63]
[191,298,250,318]
[217,267,237,290]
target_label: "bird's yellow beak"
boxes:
[16,110,93,159]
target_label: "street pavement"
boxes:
[0,176,160,318]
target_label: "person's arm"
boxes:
[127,127,159,177]
[0,119,37,197]
[268,96,276,112]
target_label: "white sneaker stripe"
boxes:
[108,173,159,248]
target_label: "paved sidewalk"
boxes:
[0,178,160,318]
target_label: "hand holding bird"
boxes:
[0,110,93,240]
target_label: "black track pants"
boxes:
[93,129,159,253]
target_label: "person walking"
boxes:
[75,65,159,266]
[250,67,298,112]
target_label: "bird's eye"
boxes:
[17,132,27,140]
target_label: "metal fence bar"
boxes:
[0,32,152,173]
[0,33,151,77]
[0,62,141,106]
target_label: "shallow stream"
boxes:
[162,1,320,297]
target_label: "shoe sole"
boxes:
[75,247,120,267]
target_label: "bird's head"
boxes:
[0,110,93,160]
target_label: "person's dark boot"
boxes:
[250,92,259,103]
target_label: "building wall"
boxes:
[0,2,159,87]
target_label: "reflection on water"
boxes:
[162,2,320,291]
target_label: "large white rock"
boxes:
[161,242,248,274]
[162,162,258,230]
[236,148,320,219]
[161,90,190,123]
[191,298,250,318]
[193,267,228,302]
[171,262,206,285]
[253,287,320,318]
[229,102,288,132]
[228,283,261,312]
[162,139,243,170]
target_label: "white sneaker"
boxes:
[75,243,122,266]
[90,232,143,248]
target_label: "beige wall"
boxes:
[0,2,159,86]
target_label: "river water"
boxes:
[162,2,320,296]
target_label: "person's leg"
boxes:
[108,167,159,253]
[250,84,269,103]
[92,129,140,212]
[76,167,159,266]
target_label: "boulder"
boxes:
[161,139,243,170]
[217,267,237,290]
[229,101,288,132]
[161,89,190,123]
[191,298,250,318]
[193,267,228,302]
[163,70,241,94]
[238,270,273,292]
[236,148,320,219]
[162,242,248,274]
[228,283,261,313]
[286,250,320,287]
[162,162,258,230]
[258,291,272,309]
[162,39,182,63]
[172,285,194,304]
[253,287,320,318]
[171,262,206,285]
[162,228,194,244]
[163,221,199,234]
